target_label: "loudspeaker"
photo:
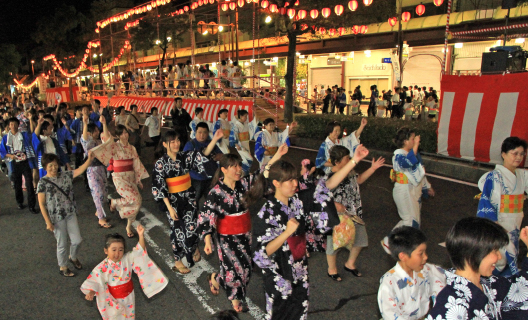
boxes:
[502,0,517,9]
[482,52,509,73]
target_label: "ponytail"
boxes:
[244,160,297,207]
[244,173,269,207]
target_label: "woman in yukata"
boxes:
[152,129,224,274]
[477,137,528,277]
[91,119,149,238]
[427,217,528,320]
[246,143,370,320]
[198,145,288,313]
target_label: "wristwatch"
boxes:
[351,159,357,165]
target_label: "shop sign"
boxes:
[382,58,392,63]
[390,50,401,82]
[327,58,341,65]
[362,64,387,71]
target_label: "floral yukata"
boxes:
[477,165,528,277]
[378,263,445,320]
[81,243,168,320]
[255,128,290,166]
[81,136,108,220]
[91,140,149,220]
[229,117,258,174]
[197,174,256,302]
[251,179,339,320]
[315,132,360,174]
[426,257,528,320]
[152,152,216,267]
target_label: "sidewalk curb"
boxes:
[289,136,494,184]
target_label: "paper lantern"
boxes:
[300,23,308,30]
[246,0,252,3]
[178,9,184,14]
[297,9,307,19]
[328,28,336,36]
[191,2,198,10]
[184,5,189,11]
[261,0,269,9]
[279,7,287,15]
[338,27,346,35]
[388,17,397,27]
[434,0,444,6]
[334,4,344,16]
[401,11,411,22]
[348,0,358,11]
[322,7,331,18]
[363,0,373,6]
[416,4,425,16]
[229,2,236,10]
[269,4,278,12]
[221,3,228,10]
[295,0,299,5]
[319,27,326,34]
[352,25,359,34]
[238,0,244,7]
[287,8,296,19]
[360,25,368,34]
[198,0,203,5]
[209,0,214,4]
[310,9,318,19]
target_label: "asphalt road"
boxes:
[1,143,526,320]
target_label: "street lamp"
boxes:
[167,36,172,42]
[31,60,35,76]
[265,15,272,23]
[93,54,98,58]
[155,39,161,45]
[219,26,224,32]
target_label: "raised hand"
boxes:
[99,115,106,124]
[414,135,421,147]
[277,143,289,156]
[37,117,45,125]
[61,118,67,126]
[136,224,145,237]
[353,144,369,162]
[360,117,367,127]
[213,128,224,141]
[371,157,385,170]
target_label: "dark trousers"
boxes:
[146,135,161,149]
[129,130,142,156]
[13,160,35,208]
[191,178,212,209]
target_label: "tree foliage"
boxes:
[0,44,21,93]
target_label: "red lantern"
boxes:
[221,3,228,11]
[328,28,336,36]
[178,9,184,14]
[198,0,203,5]
[209,0,215,4]
[295,0,299,5]
[434,0,444,6]
[363,0,373,6]
[310,9,318,19]
[352,25,359,34]
[279,7,287,15]
[416,4,425,16]
[229,2,236,10]
[269,4,278,13]
[319,27,326,34]
[321,7,331,18]
[338,27,346,35]
[184,5,189,11]
[297,9,307,19]
[360,25,368,34]
[388,17,397,27]
[287,8,296,19]
[348,0,358,11]
[238,0,244,7]
[334,4,344,16]
[300,23,308,30]
[285,2,290,6]
[401,11,411,22]
[261,0,269,9]
[191,2,198,10]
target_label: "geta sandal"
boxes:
[208,273,219,295]
[59,268,75,277]
[99,222,112,229]
[327,273,342,282]
[193,251,202,263]
[172,265,191,274]
[344,266,362,277]
[69,257,83,270]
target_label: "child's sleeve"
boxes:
[426,263,446,304]
[378,274,401,320]
[130,243,169,298]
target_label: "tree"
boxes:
[237,0,394,121]
[0,44,21,93]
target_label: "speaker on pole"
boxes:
[502,0,517,9]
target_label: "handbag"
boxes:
[332,213,356,250]
[42,178,73,203]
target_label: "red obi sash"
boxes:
[287,234,307,261]
[108,159,134,173]
[217,211,252,235]
[108,279,134,299]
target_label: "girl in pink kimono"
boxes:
[92,119,149,238]
[81,224,168,320]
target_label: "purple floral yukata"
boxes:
[81,136,108,220]
[251,179,339,320]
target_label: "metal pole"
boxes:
[190,12,196,66]
[98,31,104,94]
[252,1,256,105]
[157,6,162,76]
[235,6,240,62]
[218,1,221,63]
[503,7,511,46]
[397,0,403,86]
[442,0,453,75]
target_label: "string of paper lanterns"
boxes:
[14,78,39,89]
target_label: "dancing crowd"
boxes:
[1,94,528,320]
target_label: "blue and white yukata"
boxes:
[229,117,258,174]
[213,118,231,154]
[477,165,528,277]
[254,127,290,166]
[315,132,360,174]
[32,133,70,178]
[426,257,528,320]
[378,263,445,320]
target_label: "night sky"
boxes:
[0,0,93,46]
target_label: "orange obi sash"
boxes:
[238,131,250,142]
[217,211,252,235]
[265,146,278,156]
[108,279,134,299]
[109,159,134,173]
[223,129,231,137]
[390,169,408,184]
[500,194,525,214]
[166,173,191,194]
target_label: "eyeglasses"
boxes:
[508,151,526,158]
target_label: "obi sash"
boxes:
[223,129,231,138]
[500,194,525,214]
[405,108,414,116]
[217,211,252,235]
[390,169,408,184]
[265,146,278,156]
[287,234,307,261]
[108,279,134,299]
[238,131,250,142]
[166,173,191,193]
[109,159,134,173]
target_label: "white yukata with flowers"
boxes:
[80,243,168,320]
[378,262,445,320]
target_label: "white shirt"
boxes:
[40,135,56,155]
[144,115,161,137]
[7,131,23,153]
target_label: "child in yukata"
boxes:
[213,108,231,154]
[81,225,168,320]
[190,107,213,139]
[229,109,258,175]
[378,226,445,320]
[254,118,295,166]
[427,217,528,320]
